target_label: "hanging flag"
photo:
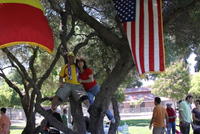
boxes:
[113,0,165,75]
[0,0,54,53]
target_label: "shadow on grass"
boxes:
[120,119,150,127]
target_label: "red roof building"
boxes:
[119,87,173,113]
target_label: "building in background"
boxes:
[119,87,174,113]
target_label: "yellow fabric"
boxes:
[0,0,43,10]
[152,105,167,127]
[0,42,52,53]
[59,64,80,85]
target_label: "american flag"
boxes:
[113,0,165,75]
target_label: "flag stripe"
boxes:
[144,0,149,73]
[130,22,139,73]
[157,0,165,71]
[126,22,138,70]
[123,23,127,33]
[139,0,145,74]
[152,0,160,71]
[113,0,165,75]
[127,22,132,54]
[0,3,54,52]
[124,22,140,73]
[136,0,142,74]
[0,0,43,10]
[148,0,155,71]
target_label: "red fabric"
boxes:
[0,3,54,52]
[166,108,176,122]
[157,0,165,71]
[148,0,155,71]
[79,68,97,91]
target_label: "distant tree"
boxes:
[0,84,12,107]
[152,61,191,100]
[0,83,21,107]
[189,72,200,97]
[10,90,21,107]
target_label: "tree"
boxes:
[189,72,200,96]
[0,82,21,107]
[152,61,191,100]
[0,0,200,134]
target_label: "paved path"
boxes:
[120,112,152,120]
[11,119,26,127]
[11,112,152,128]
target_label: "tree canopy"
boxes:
[152,61,191,100]
[0,0,200,134]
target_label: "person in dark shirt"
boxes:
[61,109,68,127]
[41,109,63,134]
[192,100,200,134]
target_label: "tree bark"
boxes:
[88,51,133,134]
[108,98,120,134]
[67,0,134,133]
[22,112,36,134]
[70,99,87,134]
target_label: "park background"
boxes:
[0,0,200,134]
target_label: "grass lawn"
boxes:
[10,119,194,134]
[119,119,193,134]
[119,119,151,134]
[10,126,23,134]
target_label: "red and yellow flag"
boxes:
[0,0,54,53]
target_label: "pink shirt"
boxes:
[0,114,11,134]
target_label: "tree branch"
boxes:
[2,48,32,83]
[37,45,61,89]
[29,47,39,82]
[6,56,29,92]
[48,0,63,14]
[68,0,123,51]
[35,93,74,134]
[0,70,23,98]
[73,32,97,54]
[164,0,200,25]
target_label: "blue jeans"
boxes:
[87,84,114,120]
[167,122,176,134]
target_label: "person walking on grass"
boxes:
[0,108,11,134]
[166,103,176,134]
[192,99,200,134]
[149,97,168,134]
[179,95,193,134]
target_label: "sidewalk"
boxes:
[11,112,152,127]
[120,112,152,120]
[11,119,25,127]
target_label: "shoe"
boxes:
[110,118,116,124]
[79,95,89,102]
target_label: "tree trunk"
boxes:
[22,110,36,134]
[70,98,87,134]
[108,98,120,134]
[88,104,105,134]
[88,51,133,134]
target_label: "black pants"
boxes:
[180,122,190,134]
[194,128,200,134]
